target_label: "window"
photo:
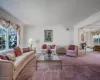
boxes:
[93,34,100,43]
[0,25,6,50]
[0,25,17,51]
[8,26,17,49]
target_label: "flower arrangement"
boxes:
[47,48,52,57]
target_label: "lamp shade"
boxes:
[28,38,33,44]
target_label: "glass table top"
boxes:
[37,52,61,61]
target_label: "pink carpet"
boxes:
[61,51,100,66]
[16,52,100,80]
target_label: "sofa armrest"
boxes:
[0,59,14,80]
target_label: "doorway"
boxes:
[79,27,100,53]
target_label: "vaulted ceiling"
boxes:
[0,0,100,27]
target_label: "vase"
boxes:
[48,53,51,57]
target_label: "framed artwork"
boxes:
[44,30,53,42]
[81,34,84,41]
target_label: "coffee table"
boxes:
[36,52,62,70]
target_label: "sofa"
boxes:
[93,45,100,51]
[0,48,35,80]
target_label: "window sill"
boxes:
[0,49,13,53]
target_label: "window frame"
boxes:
[0,24,18,51]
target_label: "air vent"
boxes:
[66,28,69,30]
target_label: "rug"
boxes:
[16,53,100,80]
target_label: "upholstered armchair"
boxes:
[41,44,47,53]
[66,45,78,57]
[50,44,56,53]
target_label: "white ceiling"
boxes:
[0,0,100,27]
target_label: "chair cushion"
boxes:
[3,49,15,57]
[42,44,47,49]
[67,50,76,53]
[68,45,75,50]
[5,53,16,61]
[14,47,22,57]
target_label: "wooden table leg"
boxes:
[61,61,62,70]
[36,61,37,70]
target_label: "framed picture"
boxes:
[44,30,53,42]
[81,34,84,41]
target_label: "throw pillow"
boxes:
[5,53,16,61]
[14,47,22,57]
[0,54,8,60]
[68,45,75,50]
[23,47,30,53]
[29,47,35,51]
[50,45,55,49]
[42,44,47,49]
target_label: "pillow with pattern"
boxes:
[0,54,8,60]
[5,53,16,61]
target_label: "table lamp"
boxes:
[28,38,33,48]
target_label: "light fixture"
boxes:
[28,38,33,48]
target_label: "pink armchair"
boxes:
[66,45,78,57]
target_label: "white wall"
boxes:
[0,8,24,47]
[23,24,74,52]
[74,11,100,46]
